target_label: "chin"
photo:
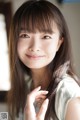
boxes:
[25,64,47,69]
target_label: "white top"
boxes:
[17,74,80,120]
[55,74,80,120]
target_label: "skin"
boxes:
[25,86,49,120]
[17,23,63,90]
[17,25,62,70]
[65,97,80,120]
[17,23,80,119]
[17,23,63,120]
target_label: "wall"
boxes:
[59,2,80,77]
[50,1,80,77]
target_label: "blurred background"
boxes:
[0,0,80,112]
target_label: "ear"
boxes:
[57,37,64,51]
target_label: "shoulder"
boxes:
[65,97,80,120]
[55,74,80,120]
[56,74,80,97]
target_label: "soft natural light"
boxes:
[0,14,10,91]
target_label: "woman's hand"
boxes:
[25,86,49,120]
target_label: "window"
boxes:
[0,14,10,91]
[0,2,12,102]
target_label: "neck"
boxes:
[31,67,52,90]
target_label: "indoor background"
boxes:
[0,0,80,113]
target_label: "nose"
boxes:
[29,48,40,52]
[29,39,40,52]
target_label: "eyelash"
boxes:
[19,34,52,40]
[19,34,30,38]
[43,35,52,39]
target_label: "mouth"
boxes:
[26,54,45,60]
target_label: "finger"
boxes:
[31,89,48,98]
[26,87,44,113]
[24,105,36,120]
[25,97,36,120]
[25,86,44,120]
[27,87,48,103]
[37,99,49,120]
[35,91,48,99]
[27,86,41,103]
[31,86,41,94]
[26,87,48,115]
[25,99,36,120]
[36,95,46,102]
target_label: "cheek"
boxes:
[17,41,27,54]
[46,42,58,53]
[17,43,25,60]
[44,41,59,61]
[17,43,22,55]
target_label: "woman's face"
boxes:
[17,23,63,69]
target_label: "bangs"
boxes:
[18,4,54,33]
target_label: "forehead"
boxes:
[19,20,58,34]
[14,0,62,36]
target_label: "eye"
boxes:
[43,35,52,39]
[19,33,30,38]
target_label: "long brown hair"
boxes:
[8,0,78,120]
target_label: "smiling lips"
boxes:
[26,54,45,60]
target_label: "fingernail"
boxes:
[45,98,49,103]
[44,91,49,94]
[37,86,41,89]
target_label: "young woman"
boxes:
[8,0,80,120]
